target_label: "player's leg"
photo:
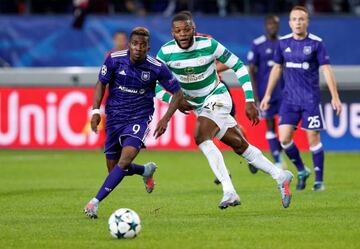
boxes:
[195,116,239,208]
[302,104,326,191]
[220,126,293,208]
[306,130,324,191]
[265,117,283,168]
[279,125,310,190]
[278,103,310,190]
[84,143,140,218]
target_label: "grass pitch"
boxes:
[0,150,359,249]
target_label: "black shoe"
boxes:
[248,164,258,174]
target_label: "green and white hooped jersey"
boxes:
[155,36,254,108]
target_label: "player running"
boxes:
[156,13,294,209]
[84,27,184,218]
[247,15,285,174]
[260,6,342,191]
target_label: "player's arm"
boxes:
[317,41,342,115]
[213,39,259,125]
[153,63,186,138]
[321,64,342,115]
[91,81,107,133]
[260,63,283,111]
[260,41,283,111]
[247,45,259,103]
[215,62,228,73]
[91,57,113,133]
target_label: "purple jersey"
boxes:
[274,33,330,106]
[98,50,180,127]
[247,35,283,102]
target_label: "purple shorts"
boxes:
[279,103,326,130]
[104,120,151,160]
[259,99,281,119]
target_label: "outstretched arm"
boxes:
[321,64,342,115]
[153,89,184,138]
[260,63,282,111]
[91,80,106,133]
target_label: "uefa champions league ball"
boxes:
[108,208,141,239]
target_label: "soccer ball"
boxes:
[108,208,141,239]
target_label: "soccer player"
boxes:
[156,13,294,209]
[260,6,342,191]
[84,27,184,218]
[105,31,128,58]
[247,15,285,174]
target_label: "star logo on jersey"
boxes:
[141,71,150,81]
[303,46,312,55]
[284,47,292,53]
[101,65,107,75]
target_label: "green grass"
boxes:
[0,150,359,249]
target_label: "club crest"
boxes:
[141,71,150,81]
[303,46,312,55]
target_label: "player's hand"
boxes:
[331,97,342,115]
[260,95,271,111]
[153,118,169,139]
[245,102,259,126]
[178,97,195,115]
[90,114,101,133]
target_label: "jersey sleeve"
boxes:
[98,55,116,85]
[273,41,283,64]
[157,62,180,94]
[317,41,331,65]
[247,42,259,66]
[212,38,254,102]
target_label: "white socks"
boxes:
[198,140,236,193]
[242,144,286,184]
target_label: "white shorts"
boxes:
[194,91,237,139]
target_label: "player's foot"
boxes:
[248,163,258,174]
[143,162,157,193]
[84,201,98,219]
[296,167,311,191]
[218,192,241,209]
[312,182,325,191]
[278,170,293,208]
[214,173,232,185]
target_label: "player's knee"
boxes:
[279,136,292,145]
[117,158,132,169]
[194,133,209,145]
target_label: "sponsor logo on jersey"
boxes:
[119,70,126,75]
[266,48,272,54]
[285,47,291,53]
